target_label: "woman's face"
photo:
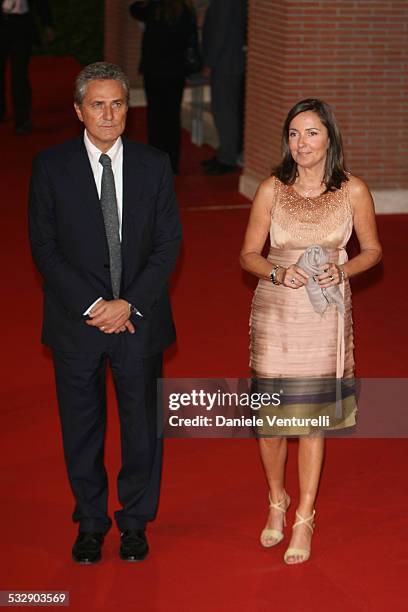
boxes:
[288,111,330,170]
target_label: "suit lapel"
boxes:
[65,139,106,239]
[121,139,148,256]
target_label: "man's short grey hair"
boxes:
[74,61,130,106]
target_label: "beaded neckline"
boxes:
[286,182,343,203]
[271,178,352,243]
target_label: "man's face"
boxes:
[74,79,128,152]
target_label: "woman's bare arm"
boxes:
[342,175,382,279]
[240,177,308,287]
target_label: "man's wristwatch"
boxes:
[128,303,139,316]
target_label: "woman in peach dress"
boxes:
[240,99,382,565]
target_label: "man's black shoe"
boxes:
[72,531,104,564]
[204,160,237,175]
[119,529,149,562]
[200,156,217,168]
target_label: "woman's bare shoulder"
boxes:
[260,175,279,190]
[255,175,280,201]
[345,174,375,216]
[346,173,371,198]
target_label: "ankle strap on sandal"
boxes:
[293,509,315,533]
[268,492,289,513]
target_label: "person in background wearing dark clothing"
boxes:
[130,0,198,174]
[0,0,54,134]
[201,0,247,175]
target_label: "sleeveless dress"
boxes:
[250,177,357,435]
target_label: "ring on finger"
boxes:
[290,277,296,285]
[329,274,334,281]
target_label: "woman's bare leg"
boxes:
[285,435,325,563]
[259,437,289,544]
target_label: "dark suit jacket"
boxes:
[202,0,247,75]
[130,1,196,77]
[29,136,182,356]
[0,0,53,39]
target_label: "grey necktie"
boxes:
[99,153,121,299]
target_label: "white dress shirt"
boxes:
[84,129,123,239]
[82,131,141,318]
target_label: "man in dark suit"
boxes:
[0,0,54,133]
[201,0,247,175]
[29,62,182,564]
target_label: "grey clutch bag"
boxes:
[296,245,344,316]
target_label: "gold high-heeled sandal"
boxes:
[284,509,315,564]
[260,491,291,548]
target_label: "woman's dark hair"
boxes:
[155,0,194,22]
[273,98,348,192]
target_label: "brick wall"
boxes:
[104,1,143,87]
[242,0,408,194]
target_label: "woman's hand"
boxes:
[316,263,343,288]
[282,265,309,288]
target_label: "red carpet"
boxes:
[1,57,407,611]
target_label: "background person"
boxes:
[130,0,199,174]
[240,98,382,564]
[201,0,247,175]
[0,0,54,133]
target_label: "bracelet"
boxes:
[269,264,281,285]
[338,267,345,283]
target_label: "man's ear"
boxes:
[74,103,83,123]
